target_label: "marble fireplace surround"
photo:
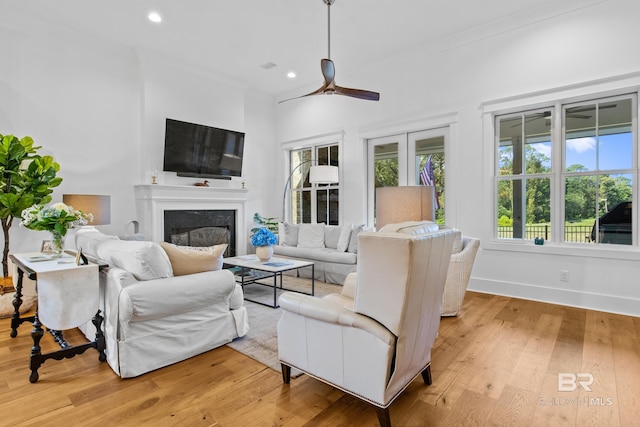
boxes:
[134,185,249,256]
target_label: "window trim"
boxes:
[481,71,640,259]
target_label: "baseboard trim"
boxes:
[468,278,640,317]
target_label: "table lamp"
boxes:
[62,194,111,226]
[375,186,435,229]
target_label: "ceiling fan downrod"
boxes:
[324,0,335,59]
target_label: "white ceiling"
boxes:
[3,0,604,97]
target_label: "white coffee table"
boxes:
[223,255,314,308]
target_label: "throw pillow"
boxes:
[160,242,227,276]
[281,223,299,246]
[324,225,343,249]
[336,223,352,252]
[348,224,364,253]
[96,239,173,281]
[297,223,326,248]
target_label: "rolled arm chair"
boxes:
[277,222,455,426]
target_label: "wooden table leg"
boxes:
[29,311,44,383]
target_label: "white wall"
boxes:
[0,20,141,256]
[275,0,640,316]
[0,13,275,259]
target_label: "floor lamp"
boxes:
[375,186,435,229]
[282,161,339,222]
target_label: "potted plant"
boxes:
[251,227,278,262]
[21,203,92,256]
[0,134,62,287]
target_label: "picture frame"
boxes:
[41,240,52,253]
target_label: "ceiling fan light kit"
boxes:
[280,0,380,103]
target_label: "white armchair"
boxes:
[442,234,480,316]
[277,222,455,426]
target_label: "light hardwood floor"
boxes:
[1,290,639,426]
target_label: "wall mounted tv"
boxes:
[163,118,245,179]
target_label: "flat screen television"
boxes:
[163,118,245,179]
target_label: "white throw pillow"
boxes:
[348,224,364,253]
[336,223,352,252]
[96,239,173,281]
[297,223,326,248]
[280,223,299,246]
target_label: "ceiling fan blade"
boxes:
[321,58,335,84]
[278,84,329,104]
[334,85,380,101]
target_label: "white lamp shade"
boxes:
[62,194,111,225]
[375,186,435,229]
[309,165,339,184]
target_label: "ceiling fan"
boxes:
[279,0,380,103]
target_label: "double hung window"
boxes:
[288,144,340,225]
[495,93,637,246]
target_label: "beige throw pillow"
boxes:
[160,242,227,276]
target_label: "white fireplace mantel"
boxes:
[134,184,249,255]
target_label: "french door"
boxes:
[367,127,448,227]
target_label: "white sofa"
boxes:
[273,223,361,285]
[74,228,249,378]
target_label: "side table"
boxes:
[9,252,107,383]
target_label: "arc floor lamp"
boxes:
[282,161,339,222]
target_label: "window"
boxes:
[288,144,340,225]
[495,93,637,245]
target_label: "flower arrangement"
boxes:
[21,202,92,236]
[251,227,278,247]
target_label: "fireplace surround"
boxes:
[134,184,248,256]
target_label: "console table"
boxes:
[9,252,107,383]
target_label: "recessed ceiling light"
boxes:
[287,71,296,79]
[148,12,162,23]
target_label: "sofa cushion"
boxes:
[348,224,364,253]
[324,225,343,249]
[159,242,227,276]
[280,223,299,246]
[298,223,325,248]
[336,223,352,252]
[273,245,357,264]
[96,239,173,281]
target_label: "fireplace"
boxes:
[164,210,236,256]
[134,184,248,256]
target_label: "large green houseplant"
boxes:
[0,134,62,282]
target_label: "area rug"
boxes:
[226,276,342,374]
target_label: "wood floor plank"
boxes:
[1,287,639,426]
[488,384,538,426]
[576,311,620,427]
[609,314,640,426]
[507,313,563,393]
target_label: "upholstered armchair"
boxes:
[442,234,480,316]
[277,222,455,426]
